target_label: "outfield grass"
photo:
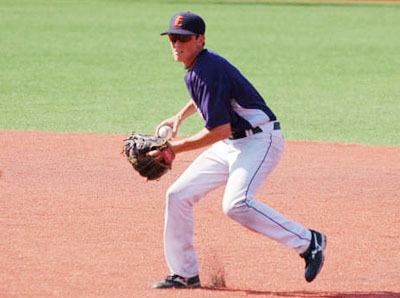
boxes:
[0,0,399,145]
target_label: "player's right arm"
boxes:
[156,100,197,138]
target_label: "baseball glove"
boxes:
[122,133,175,180]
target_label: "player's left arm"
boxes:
[169,123,231,154]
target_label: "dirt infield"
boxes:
[1,131,399,297]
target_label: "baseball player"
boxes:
[152,12,327,289]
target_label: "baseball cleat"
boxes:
[152,274,201,289]
[300,229,327,282]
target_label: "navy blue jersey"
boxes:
[184,49,277,131]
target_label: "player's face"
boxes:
[168,34,205,67]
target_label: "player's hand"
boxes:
[147,146,175,165]
[147,149,161,158]
[155,114,182,138]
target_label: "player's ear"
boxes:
[196,34,205,47]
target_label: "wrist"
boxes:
[175,113,183,123]
[169,139,184,154]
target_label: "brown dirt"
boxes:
[1,130,399,297]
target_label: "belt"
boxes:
[229,122,280,140]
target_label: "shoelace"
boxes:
[311,236,323,259]
[167,275,187,285]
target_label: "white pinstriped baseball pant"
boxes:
[164,127,312,278]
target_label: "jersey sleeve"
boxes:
[199,69,232,130]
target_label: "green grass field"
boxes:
[1,0,399,145]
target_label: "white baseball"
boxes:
[158,125,173,140]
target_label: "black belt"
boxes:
[229,122,280,140]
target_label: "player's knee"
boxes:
[166,185,192,208]
[166,186,181,205]
[223,198,246,217]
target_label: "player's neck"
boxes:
[184,48,205,69]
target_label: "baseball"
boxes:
[158,125,173,140]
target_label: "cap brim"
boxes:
[160,28,196,36]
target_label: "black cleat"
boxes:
[152,274,201,289]
[300,229,327,282]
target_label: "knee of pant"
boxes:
[166,186,182,206]
[222,198,246,217]
[166,186,191,208]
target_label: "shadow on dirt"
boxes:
[201,287,400,297]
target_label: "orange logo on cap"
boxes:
[174,15,184,28]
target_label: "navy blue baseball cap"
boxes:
[161,12,206,36]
